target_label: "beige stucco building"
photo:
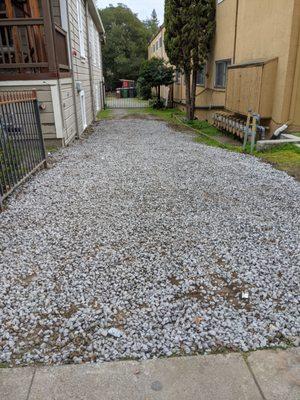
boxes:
[149,0,300,135]
[148,25,172,105]
[0,0,105,146]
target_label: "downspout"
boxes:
[233,0,239,63]
[288,0,300,124]
[85,1,96,121]
[65,0,80,139]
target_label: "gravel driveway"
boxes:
[0,118,299,366]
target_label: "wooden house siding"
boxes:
[68,0,94,134]
[0,0,105,145]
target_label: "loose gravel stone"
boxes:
[0,118,299,367]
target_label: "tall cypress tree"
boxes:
[164,0,215,120]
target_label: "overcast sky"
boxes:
[96,1,165,24]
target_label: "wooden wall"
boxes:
[226,59,278,118]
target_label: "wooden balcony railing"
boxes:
[0,17,70,79]
[0,18,48,71]
[54,24,69,72]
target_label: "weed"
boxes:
[97,109,112,120]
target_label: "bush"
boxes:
[150,98,165,109]
[136,78,152,100]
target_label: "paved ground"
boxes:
[0,116,299,367]
[1,348,299,399]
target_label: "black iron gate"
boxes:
[0,91,46,205]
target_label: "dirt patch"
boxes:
[60,304,79,318]
[168,276,181,286]
[18,272,37,287]
[121,113,160,121]
[213,134,241,147]
[211,275,252,311]
[175,284,207,301]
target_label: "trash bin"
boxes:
[129,88,136,98]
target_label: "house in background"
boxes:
[0,0,105,146]
[149,0,300,136]
[148,25,173,106]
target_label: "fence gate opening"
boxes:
[106,79,150,109]
[105,96,150,109]
[0,91,47,205]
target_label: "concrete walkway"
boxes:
[1,348,299,400]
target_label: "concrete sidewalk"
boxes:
[1,348,299,400]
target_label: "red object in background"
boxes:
[122,80,129,88]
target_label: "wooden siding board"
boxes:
[226,59,277,118]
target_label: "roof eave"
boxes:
[88,0,106,40]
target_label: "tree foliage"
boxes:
[164,0,215,119]
[137,58,174,102]
[143,9,160,39]
[100,4,160,91]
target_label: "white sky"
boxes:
[96,0,165,24]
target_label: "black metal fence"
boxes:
[0,91,46,205]
[105,96,150,109]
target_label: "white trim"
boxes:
[59,0,68,31]
[77,0,85,58]
[0,80,56,87]
[87,0,105,35]
[51,84,65,139]
[95,82,100,111]
[80,90,87,131]
[0,78,72,87]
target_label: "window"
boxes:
[77,0,85,58]
[159,36,162,48]
[80,90,87,130]
[97,33,101,68]
[175,70,180,84]
[196,65,206,86]
[89,18,96,65]
[215,59,231,88]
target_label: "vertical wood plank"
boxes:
[40,0,57,72]
[4,0,22,64]
[27,0,46,63]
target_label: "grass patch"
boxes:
[255,144,300,180]
[46,146,59,155]
[126,107,185,124]
[97,108,112,120]
[194,135,238,152]
[186,119,220,136]
[291,132,300,137]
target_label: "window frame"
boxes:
[196,64,206,86]
[95,82,100,111]
[175,70,181,84]
[80,90,87,130]
[77,0,86,59]
[215,59,231,89]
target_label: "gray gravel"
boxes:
[0,118,299,366]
